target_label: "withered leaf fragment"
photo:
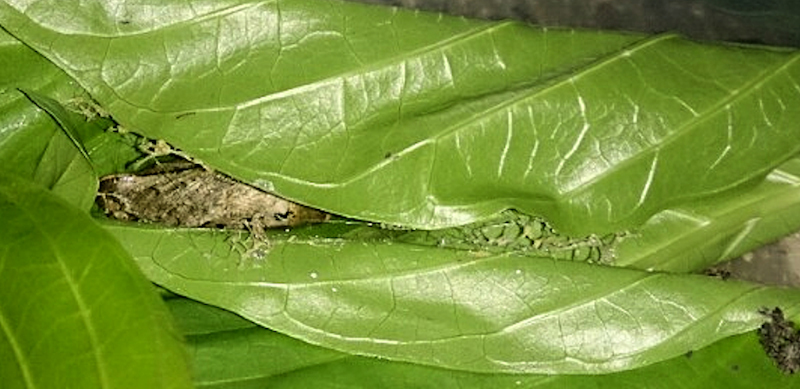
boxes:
[96,164,330,233]
[758,307,800,374]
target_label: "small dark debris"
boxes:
[384,151,393,159]
[685,350,693,359]
[274,210,294,221]
[731,364,739,372]
[119,19,131,25]
[703,267,731,280]
[175,112,196,119]
[758,307,800,374]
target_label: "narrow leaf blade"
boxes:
[167,296,800,388]
[106,223,800,374]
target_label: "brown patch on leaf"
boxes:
[703,266,731,280]
[96,163,330,236]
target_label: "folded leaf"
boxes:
[326,156,800,273]
[3,0,799,234]
[615,157,800,271]
[106,222,800,374]
[0,174,192,389]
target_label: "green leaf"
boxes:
[5,0,800,383]
[82,128,146,178]
[16,88,100,209]
[0,174,192,389]
[322,156,800,273]
[19,89,94,167]
[105,222,800,375]
[616,157,800,272]
[167,296,800,388]
[0,28,141,205]
[3,0,800,234]
[166,297,345,387]
[13,88,148,200]
[0,28,101,210]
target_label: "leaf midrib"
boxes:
[15,200,110,388]
[0,302,36,388]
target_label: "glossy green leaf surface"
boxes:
[168,296,800,388]
[5,0,800,384]
[17,89,100,210]
[615,157,800,271]
[0,174,192,389]
[15,89,145,197]
[20,89,94,167]
[106,221,800,374]
[0,29,99,210]
[3,0,800,234]
[318,156,800,273]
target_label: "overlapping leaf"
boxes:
[4,0,800,384]
[0,174,192,389]
[0,29,100,210]
[330,156,800,272]
[3,0,800,234]
[105,221,800,374]
[615,157,800,271]
[168,296,797,388]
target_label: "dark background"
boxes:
[353,0,800,47]
[347,0,800,286]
